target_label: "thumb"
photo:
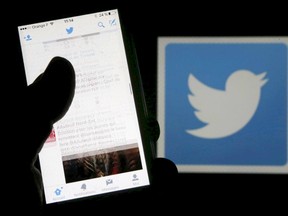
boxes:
[15,56,75,162]
[3,56,75,212]
[27,56,76,123]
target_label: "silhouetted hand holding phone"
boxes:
[3,57,75,214]
[3,56,178,215]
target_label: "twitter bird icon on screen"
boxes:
[162,39,287,167]
[186,70,268,138]
[66,27,73,34]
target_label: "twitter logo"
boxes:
[160,39,288,168]
[66,27,73,34]
[187,70,268,138]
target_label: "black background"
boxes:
[3,1,288,213]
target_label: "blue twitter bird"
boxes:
[187,69,268,139]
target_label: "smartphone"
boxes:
[17,8,154,206]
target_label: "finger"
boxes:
[15,57,75,162]
[27,56,76,123]
[145,115,160,145]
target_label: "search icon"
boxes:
[98,22,105,28]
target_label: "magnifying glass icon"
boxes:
[98,22,105,28]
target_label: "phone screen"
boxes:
[18,8,153,204]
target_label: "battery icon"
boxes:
[108,10,117,15]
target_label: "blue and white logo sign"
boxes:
[157,37,288,173]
